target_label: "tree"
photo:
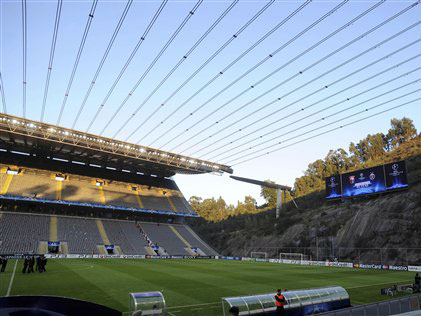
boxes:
[235,195,258,215]
[260,180,277,209]
[387,117,417,148]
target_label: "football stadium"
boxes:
[1,0,421,315]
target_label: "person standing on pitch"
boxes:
[0,256,7,272]
[28,256,35,273]
[275,289,287,316]
[415,273,421,293]
[22,256,29,273]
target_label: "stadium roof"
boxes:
[0,113,233,177]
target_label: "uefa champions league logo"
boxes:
[391,163,401,176]
[369,172,376,181]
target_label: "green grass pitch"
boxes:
[0,259,415,315]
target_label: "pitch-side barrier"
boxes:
[3,254,421,273]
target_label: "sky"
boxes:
[1,0,420,205]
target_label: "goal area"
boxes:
[279,253,311,262]
[250,252,268,259]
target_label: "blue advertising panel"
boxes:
[384,160,408,191]
[341,165,386,197]
[325,175,342,199]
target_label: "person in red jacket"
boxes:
[275,289,287,315]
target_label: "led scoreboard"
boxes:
[326,160,408,199]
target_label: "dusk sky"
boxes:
[1,0,420,204]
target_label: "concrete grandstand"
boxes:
[0,114,227,257]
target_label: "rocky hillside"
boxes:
[190,154,421,265]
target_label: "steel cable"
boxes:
[56,0,98,125]
[84,0,168,133]
[123,0,239,142]
[230,97,421,166]
[71,0,133,129]
[176,1,420,155]
[98,0,204,137]
[198,34,421,159]
[156,0,350,150]
[40,0,63,122]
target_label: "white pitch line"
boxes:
[347,280,413,290]
[6,259,18,296]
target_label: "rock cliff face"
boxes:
[192,155,421,265]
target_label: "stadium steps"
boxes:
[0,174,14,194]
[145,246,157,255]
[60,242,68,254]
[169,225,192,248]
[96,220,111,245]
[141,223,189,255]
[185,247,197,256]
[55,180,62,200]
[38,241,48,254]
[98,186,106,204]
[135,191,144,208]
[167,196,178,212]
[0,174,13,194]
[50,216,58,241]
[114,245,123,255]
[181,225,219,256]
[196,248,207,256]
[97,245,107,254]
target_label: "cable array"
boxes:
[172,1,419,155]
[231,97,421,166]
[71,0,133,129]
[21,0,27,118]
[56,0,98,125]
[0,72,6,113]
[4,0,421,169]
[122,0,239,142]
[41,0,63,122]
[154,0,350,150]
[94,0,203,136]
[221,69,421,163]
[83,0,168,132]
[196,23,421,159]
[183,0,395,156]
[136,0,296,144]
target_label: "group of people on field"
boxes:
[22,255,47,274]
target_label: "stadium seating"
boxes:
[170,195,194,213]
[102,220,149,255]
[0,213,49,254]
[57,216,103,254]
[6,169,56,200]
[173,225,218,256]
[102,185,139,208]
[0,212,216,256]
[140,223,189,255]
[0,164,193,214]
[62,176,103,204]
